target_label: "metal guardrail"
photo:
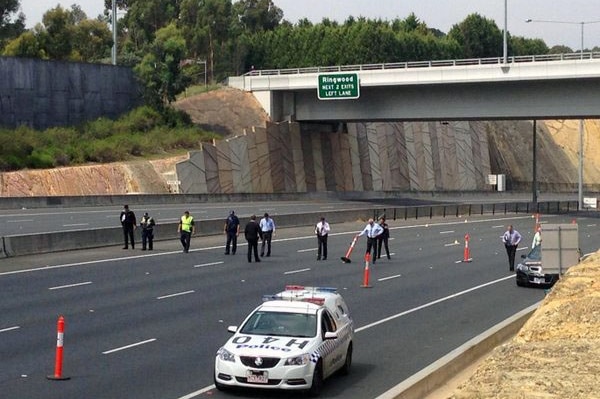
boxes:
[244,52,600,77]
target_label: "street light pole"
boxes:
[525,18,600,209]
[111,0,117,65]
[503,0,508,64]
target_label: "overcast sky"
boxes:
[18,0,600,51]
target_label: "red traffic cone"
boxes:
[341,235,359,263]
[463,234,472,263]
[361,253,373,288]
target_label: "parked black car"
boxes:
[515,245,559,287]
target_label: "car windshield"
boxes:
[239,311,317,338]
[527,245,542,260]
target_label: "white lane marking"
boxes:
[284,268,311,275]
[378,274,402,282]
[0,326,20,333]
[297,248,316,253]
[181,274,517,399]
[439,230,455,234]
[6,219,34,223]
[320,206,335,209]
[517,247,529,251]
[157,290,195,300]
[49,281,92,290]
[492,225,505,228]
[444,242,460,247]
[194,261,224,268]
[587,224,597,227]
[356,275,514,333]
[102,338,157,355]
[177,385,216,399]
[62,223,89,227]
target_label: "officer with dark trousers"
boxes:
[259,213,275,257]
[224,210,240,255]
[502,224,522,271]
[358,218,383,263]
[120,205,137,249]
[244,215,262,263]
[140,212,155,251]
[315,217,330,261]
[376,216,391,260]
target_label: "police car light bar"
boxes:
[284,285,337,293]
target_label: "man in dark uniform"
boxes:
[120,205,136,249]
[140,212,155,251]
[224,210,240,255]
[244,215,262,263]
[376,216,391,260]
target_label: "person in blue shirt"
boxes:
[358,218,384,263]
[502,224,522,271]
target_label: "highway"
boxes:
[0,199,407,236]
[1,213,598,399]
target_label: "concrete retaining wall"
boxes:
[0,57,141,129]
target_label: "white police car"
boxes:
[214,285,354,396]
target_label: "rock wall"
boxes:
[176,121,493,194]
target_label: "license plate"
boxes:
[246,370,268,383]
[533,277,544,284]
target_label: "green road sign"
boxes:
[318,73,360,100]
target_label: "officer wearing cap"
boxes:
[358,218,383,263]
[224,210,240,255]
[140,212,155,251]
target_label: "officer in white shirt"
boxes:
[259,213,276,257]
[315,217,331,261]
[358,218,384,263]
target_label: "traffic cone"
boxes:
[47,316,70,381]
[463,234,472,262]
[361,253,372,288]
[341,235,359,263]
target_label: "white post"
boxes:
[503,0,508,64]
[111,0,117,65]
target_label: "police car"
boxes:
[214,285,354,396]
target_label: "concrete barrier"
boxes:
[375,303,540,399]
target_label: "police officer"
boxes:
[358,218,383,263]
[376,216,391,260]
[315,217,330,261]
[259,212,275,257]
[178,211,195,253]
[244,215,262,263]
[224,210,240,255]
[120,205,136,249]
[140,212,155,251]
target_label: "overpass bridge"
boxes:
[227,53,600,122]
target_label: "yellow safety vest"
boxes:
[180,215,194,232]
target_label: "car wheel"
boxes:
[308,361,323,397]
[340,343,353,376]
[213,373,227,392]
[516,279,525,287]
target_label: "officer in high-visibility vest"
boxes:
[178,210,195,253]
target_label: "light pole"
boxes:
[525,18,600,209]
[503,0,508,64]
[111,0,117,65]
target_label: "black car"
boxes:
[515,245,559,287]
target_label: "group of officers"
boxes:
[119,205,391,263]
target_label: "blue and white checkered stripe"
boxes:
[310,322,353,363]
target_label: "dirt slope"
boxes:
[450,252,600,399]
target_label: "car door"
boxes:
[320,309,343,377]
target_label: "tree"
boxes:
[448,13,503,58]
[134,23,190,109]
[510,36,548,56]
[548,44,573,54]
[234,0,283,32]
[2,30,45,57]
[0,0,25,49]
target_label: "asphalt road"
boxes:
[1,213,598,399]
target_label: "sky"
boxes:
[17,0,600,51]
